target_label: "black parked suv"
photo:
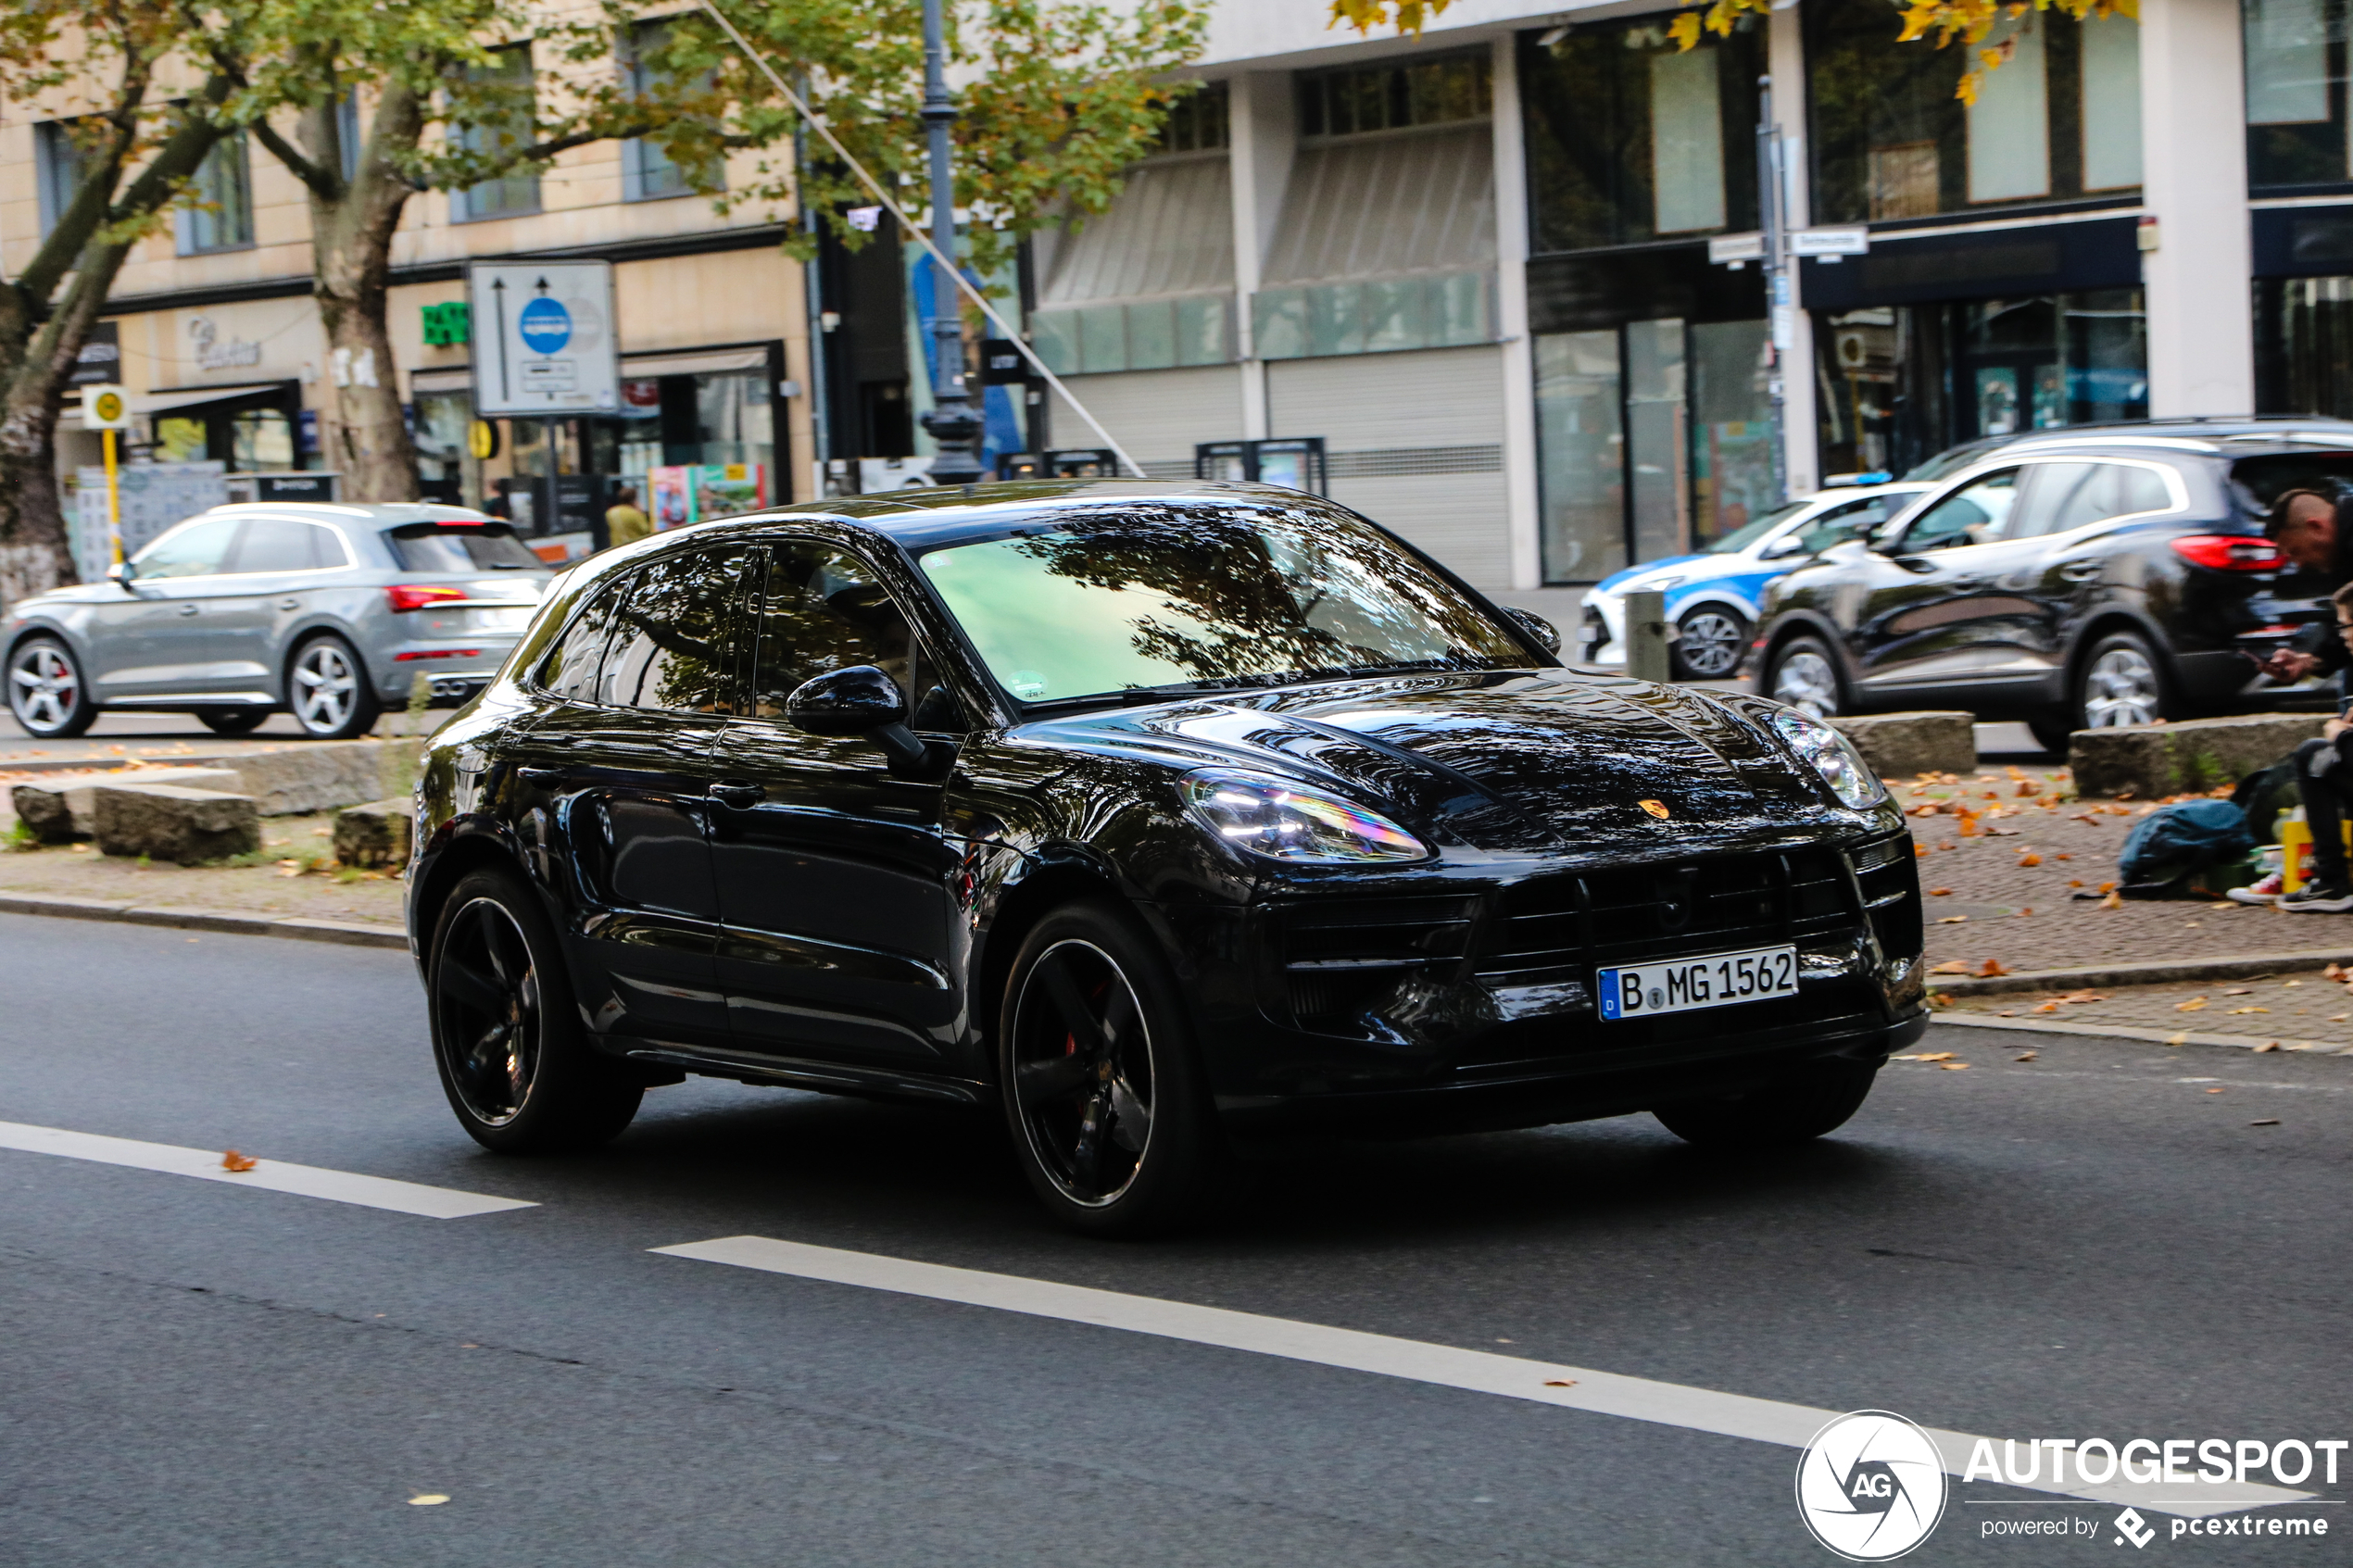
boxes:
[1752,418,2353,751]
[409,483,1926,1234]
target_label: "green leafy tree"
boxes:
[0,2,295,603]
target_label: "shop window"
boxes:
[452,45,540,221]
[413,393,479,506]
[178,131,254,254]
[1809,0,2140,223]
[1298,52,1490,137]
[1534,315,1775,582]
[35,120,93,239]
[2246,0,2353,187]
[1814,291,2145,477]
[155,419,208,464]
[2258,275,2353,416]
[232,410,295,470]
[1521,19,1760,254]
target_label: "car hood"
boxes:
[1593,553,1712,594]
[1023,671,1839,854]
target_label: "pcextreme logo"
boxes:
[1795,1411,1951,1561]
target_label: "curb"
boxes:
[1931,948,2353,997]
[0,892,408,951]
[1931,1010,2353,1055]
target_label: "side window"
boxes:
[749,542,959,728]
[538,575,631,702]
[1901,470,2020,552]
[1789,497,1886,556]
[2043,462,2175,533]
[225,516,342,572]
[600,547,750,714]
[132,517,244,579]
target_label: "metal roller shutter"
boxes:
[1048,365,1248,472]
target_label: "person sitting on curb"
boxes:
[2272,581,2353,912]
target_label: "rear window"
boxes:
[384,521,543,572]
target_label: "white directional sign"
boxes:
[466,260,619,417]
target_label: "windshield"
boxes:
[916,504,1528,705]
[1704,501,1811,554]
[384,522,543,572]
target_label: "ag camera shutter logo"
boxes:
[1795,1411,1949,1561]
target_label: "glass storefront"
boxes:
[1535,316,1775,582]
[2258,276,2353,417]
[2246,0,2353,188]
[1814,290,2147,477]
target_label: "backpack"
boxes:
[2115,799,2257,897]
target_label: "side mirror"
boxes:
[107,558,135,586]
[786,665,931,771]
[1500,605,1561,655]
[1819,538,1871,565]
[1761,535,1806,560]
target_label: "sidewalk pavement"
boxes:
[1934,965,2353,1055]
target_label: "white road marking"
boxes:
[655,1236,2313,1521]
[0,1120,535,1219]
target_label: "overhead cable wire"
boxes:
[698,0,1142,478]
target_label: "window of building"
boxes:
[1533,314,1776,582]
[1298,51,1491,137]
[1808,0,2141,222]
[623,19,715,202]
[1156,81,1229,153]
[1815,291,2147,476]
[452,45,540,222]
[1030,144,1237,376]
[1520,19,1762,255]
[35,120,94,239]
[2246,0,2352,187]
[178,131,255,254]
[2257,274,2353,415]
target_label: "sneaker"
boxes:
[2228,872,2285,906]
[2281,880,2353,912]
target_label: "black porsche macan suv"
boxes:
[408,483,1927,1234]
[1753,418,2353,750]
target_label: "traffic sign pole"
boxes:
[104,428,120,566]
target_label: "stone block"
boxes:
[11,768,245,843]
[2068,713,2327,799]
[333,797,415,868]
[1826,711,1978,779]
[212,739,419,816]
[90,784,260,864]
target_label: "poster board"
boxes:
[71,462,228,583]
[648,464,767,530]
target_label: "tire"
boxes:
[998,899,1219,1236]
[6,635,98,738]
[1672,606,1749,681]
[2070,629,2174,731]
[2026,715,2074,757]
[428,866,641,1153]
[286,633,382,739]
[1763,633,1845,718]
[195,707,268,735]
[1652,1057,1881,1149]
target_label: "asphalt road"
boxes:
[1,912,2345,1566]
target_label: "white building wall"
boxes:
[1049,365,1248,472]
[2140,0,2257,415]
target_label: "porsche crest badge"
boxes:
[1638,799,1671,819]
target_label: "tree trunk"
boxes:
[306,86,424,503]
[0,246,132,606]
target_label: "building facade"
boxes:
[1017,0,2292,616]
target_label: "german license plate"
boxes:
[1596,944,1798,1021]
[469,605,533,632]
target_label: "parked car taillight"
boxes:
[386,584,470,612]
[2170,535,2284,571]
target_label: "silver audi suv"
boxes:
[4,502,551,740]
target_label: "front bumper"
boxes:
[1580,592,1626,667]
[1164,828,1926,1136]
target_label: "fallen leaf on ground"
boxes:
[2032,1000,2060,1013]
[2325,963,2347,982]
[1937,915,1969,923]
[2206,1087,2226,1094]
[1928,887,1953,897]
[1977,959,2008,977]
[2167,1032,2188,1045]
[2116,788,2137,801]
[2016,780,2039,797]
[2068,879,2085,888]
[1930,960,1969,974]
[1917,1051,1956,1061]
[2228,1006,2271,1015]
[2254,1041,2281,1052]
[1543,1379,1577,1387]
[2014,1051,2038,1061]
[2176,997,2208,1010]
[2017,852,2042,866]
[1929,991,1955,1008]
[2329,1014,2349,1022]
[2016,907,2034,917]
[1915,842,1930,859]
[1939,1062,1970,1070]
[220,1150,257,1172]
[2099,881,2119,894]
[409,1495,449,1506]
[2100,891,2123,909]
[2250,1119,2281,1126]
[2223,987,2251,996]
[2061,989,2106,1003]
[2055,853,2071,860]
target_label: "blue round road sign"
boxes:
[517,295,572,355]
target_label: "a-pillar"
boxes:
[2139,0,2255,414]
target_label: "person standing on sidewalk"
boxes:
[605,484,652,548]
[2279,582,2353,912]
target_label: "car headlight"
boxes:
[1768,708,1886,809]
[1637,573,1687,592]
[1181,770,1431,863]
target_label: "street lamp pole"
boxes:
[917,0,985,484]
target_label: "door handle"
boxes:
[279,596,301,611]
[2060,562,2102,582]
[710,782,763,808]
[177,603,200,616]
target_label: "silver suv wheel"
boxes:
[2082,643,2162,727]
[1676,608,1746,679]
[288,636,377,739]
[1770,645,1841,717]
[7,637,93,737]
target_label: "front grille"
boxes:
[1475,848,1854,982]
[1274,896,1478,1022]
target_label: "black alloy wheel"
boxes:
[429,867,641,1153]
[195,707,268,735]
[1672,606,1749,681]
[1652,1057,1881,1148]
[6,635,97,738]
[1000,902,1216,1236]
[1765,633,1845,718]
